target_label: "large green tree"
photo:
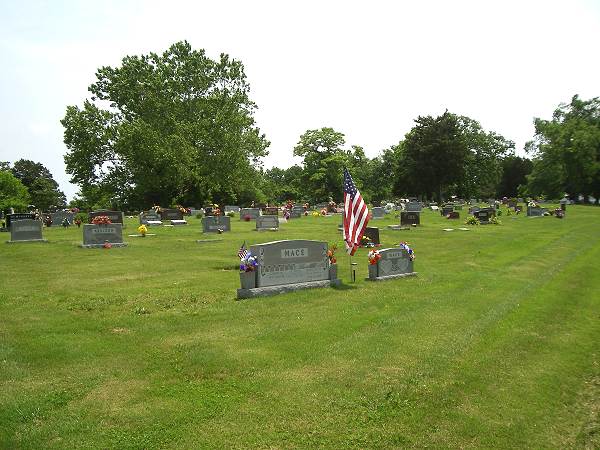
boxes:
[293,128,368,203]
[526,95,600,202]
[0,170,30,213]
[496,155,533,198]
[62,41,269,209]
[11,159,66,210]
[394,111,468,202]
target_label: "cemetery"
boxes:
[1,23,599,448]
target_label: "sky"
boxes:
[1,0,599,201]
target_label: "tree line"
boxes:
[2,42,599,213]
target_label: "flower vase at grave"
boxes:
[329,264,337,281]
[240,271,256,289]
[368,264,378,280]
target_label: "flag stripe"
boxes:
[342,168,369,256]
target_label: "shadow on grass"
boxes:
[331,281,358,291]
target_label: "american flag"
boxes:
[238,241,249,260]
[343,167,370,256]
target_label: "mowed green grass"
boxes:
[1,206,599,449]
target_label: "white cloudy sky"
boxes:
[1,0,599,200]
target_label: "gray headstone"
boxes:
[263,207,279,216]
[376,248,414,277]
[224,205,240,213]
[289,209,302,219]
[256,215,279,230]
[6,213,35,229]
[139,210,161,224]
[405,201,422,212]
[89,210,124,224]
[9,219,44,242]
[240,208,261,220]
[82,223,125,246]
[202,216,231,232]
[50,211,74,225]
[251,240,329,288]
[371,207,385,219]
[474,208,495,224]
[527,206,546,217]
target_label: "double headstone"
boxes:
[371,207,385,219]
[256,215,279,231]
[224,205,240,214]
[240,208,261,220]
[82,223,127,247]
[527,206,547,217]
[368,247,416,281]
[202,216,231,233]
[400,211,420,226]
[237,239,340,299]
[8,219,45,243]
[89,210,124,225]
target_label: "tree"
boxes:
[293,128,367,203]
[11,159,66,210]
[0,170,30,213]
[394,111,468,202]
[455,116,514,199]
[526,95,600,202]
[496,155,533,198]
[62,41,269,209]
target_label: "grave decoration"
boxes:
[202,215,231,233]
[89,209,124,225]
[237,239,341,299]
[256,215,279,231]
[465,215,480,225]
[7,219,47,243]
[137,224,148,237]
[81,216,127,248]
[367,242,416,281]
[446,211,460,219]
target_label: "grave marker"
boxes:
[401,211,420,226]
[240,208,261,220]
[88,210,124,224]
[256,215,279,231]
[371,207,385,219]
[81,224,127,247]
[202,216,231,233]
[367,247,416,281]
[160,209,183,221]
[7,219,46,243]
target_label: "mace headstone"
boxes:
[202,216,231,233]
[8,219,46,243]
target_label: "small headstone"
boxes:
[256,215,279,231]
[202,216,231,232]
[474,208,495,224]
[401,212,420,226]
[363,227,380,245]
[507,199,517,208]
[527,206,547,217]
[406,201,422,212]
[139,210,161,225]
[240,208,261,220]
[8,219,45,243]
[224,205,240,214]
[441,205,454,216]
[289,208,302,219]
[82,223,127,247]
[160,209,183,221]
[50,211,74,226]
[368,247,416,280]
[263,207,279,216]
[88,210,124,224]
[371,207,385,219]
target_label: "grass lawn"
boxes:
[1,205,599,449]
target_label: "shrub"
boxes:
[490,216,502,225]
[465,215,480,225]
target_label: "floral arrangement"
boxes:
[368,249,381,265]
[360,235,379,248]
[399,241,415,261]
[283,210,290,220]
[465,215,480,225]
[152,205,162,213]
[92,215,112,225]
[327,244,337,265]
[137,224,148,236]
[489,216,502,225]
[240,252,258,272]
[312,210,320,217]
[244,215,252,222]
[102,241,112,249]
[321,208,327,216]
